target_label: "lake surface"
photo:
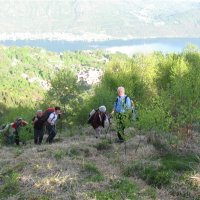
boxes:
[0,38,200,54]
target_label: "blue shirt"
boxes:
[114,95,131,113]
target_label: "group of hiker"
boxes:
[0,106,61,145]
[0,86,136,145]
[32,107,61,145]
[89,86,137,142]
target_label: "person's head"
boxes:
[16,118,22,123]
[117,86,125,96]
[99,105,106,113]
[36,110,43,117]
[15,117,28,126]
[55,106,61,115]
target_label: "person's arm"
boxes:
[32,117,37,125]
[111,98,117,115]
[21,120,28,126]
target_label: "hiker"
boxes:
[32,110,44,145]
[12,118,28,145]
[0,123,15,145]
[111,86,131,142]
[89,105,107,138]
[46,106,61,144]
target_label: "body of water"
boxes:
[0,38,200,54]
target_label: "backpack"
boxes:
[40,108,55,123]
[115,95,128,104]
[87,108,98,124]
[116,96,139,120]
[115,95,130,110]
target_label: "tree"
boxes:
[47,68,84,125]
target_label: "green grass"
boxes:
[93,139,112,151]
[0,162,27,198]
[81,162,104,182]
[52,149,66,161]
[67,147,81,157]
[124,153,200,188]
[0,171,20,199]
[160,154,199,172]
[89,178,138,200]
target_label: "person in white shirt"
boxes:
[46,106,61,144]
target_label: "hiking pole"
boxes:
[109,115,113,143]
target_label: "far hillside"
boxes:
[0,0,200,40]
[0,46,110,122]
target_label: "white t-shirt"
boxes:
[48,112,58,125]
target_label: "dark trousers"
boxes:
[34,128,44,145]
[46,124,56,144]
[14,131,20,145]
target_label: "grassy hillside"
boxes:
[0,127,199,200]
[0,0,200,40]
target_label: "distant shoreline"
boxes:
[0,33,199,42]
[1,37,200,54]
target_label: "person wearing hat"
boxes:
[32,110,44,145]
[12,118,28,145]
[90,105,107,138]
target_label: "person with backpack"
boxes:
[32,110,44,145]
[0,123,15,145]
[111,86,131,142]
[45,106,61,144]
[12,118,28,145]
[88,105,107,138]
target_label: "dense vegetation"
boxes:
[0,45,107,123]
[78,45,200,135]
[1,44,200,138]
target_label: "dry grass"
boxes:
[0,126,199,200]
[190,174,200,187]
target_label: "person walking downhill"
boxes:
[111,86,131,142]
[32,110,44,145]
[46,106,61,144]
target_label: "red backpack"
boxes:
[41,108,55,123]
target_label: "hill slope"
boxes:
[0,127,199,199]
